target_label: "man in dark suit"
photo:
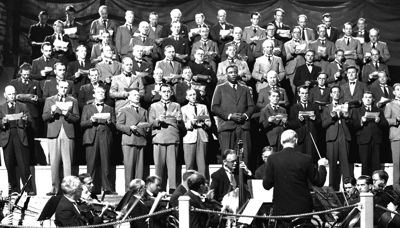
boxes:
[272,8,291,43]
[321,86,352,190]
[371,71,394,109]
[155,45,182,84]
[28,10,54,60]
[148,12,163,42]
[263,129,328,227]
[44,20,75,65]
[211,65,255,165]
[89,5,117,42]
[78,68,113,110]
[116,89,149,191]
[187,12,209,43]
[169,170,198,208]
[129,21,160,64]
[339,66,368,104]
[43,62,74,99]
[63,5,86,51]
[309,73,331,109]
[0,85,34,194]
[256,70,289,110]
[131,45,154,86]
[210,9,234,54]
[55,176,87,227]
[143,68,163,109]
[115,10,136,58]
[352,91,388,175]
[321,13,340,43]
[160,9,188,39]
[288,86,322,162]
[253,23,285,59]
[31,42,58,88]
[361,48,389,85]
[362,28,391,63]
[160,22,190,63]
[174,67,192,106]
[81,86,115,194]
[220,27,254,65]
[43,80,80,195]
[293,50,322,89]
[90,32,119,65]
[11,63,45,165]
[66,45,92,98]
[352,18,370,44]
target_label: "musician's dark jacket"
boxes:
[263,147,327,215]
[54,196,87,226]
[374,185,400,225]
[169,184,187,208]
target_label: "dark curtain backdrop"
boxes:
[5,0,400,66]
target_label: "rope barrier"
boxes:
[191,204,358,220]
[0,207,177,228]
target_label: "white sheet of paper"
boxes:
[93,112,110,120]
[53,39,69,49]
[277,29,291,37]
[365,112,380,118]
[299,111,315,116]
[219,29,231,37]
[190,28,200,34]
[354,37,365,44]
[56,101,73,111]
[295,43,307,51]
[64,27,77,35]
[317,46,327,54]
[5,112,23,121]
[237,199,265,225]
[344,50,355,56]
[250,180,273,202]
[379,97,390,103]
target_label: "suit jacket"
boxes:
[44,34,75,63]
[284,39,308,75]
[129,36,160,61]
[90,43,118,62]
[155,59,182,80]
[115,24,136,55]
[293,64,322,87]
[174,81,191,106]
[363,41,391,63]
[370,83,394,105]
[42,78,74,99]
[31,56,58,82]
[256,86,289,109]
[54,196,86,227]
[352,29,370,44]
[339,81,368,104]
[259,104,287,146]
[309,85,331,105]
[80,103,115,145]
[77,82,113,110]
[252,55,286,92]
[182,103,210,143]
[95,60,122,82]
[335,36,363,63]
[210,167,238,202]
[384,100,400,141]
[221,40,254,63]
[253,38,285,59]
[66,60,93,98]
[325,61,348,86]
[62,20,86,50]
[272,21,291,43]
[288,102,321,144]
[191,39,219,63]
[28,22,54,58]
[149,101,182,144]
[143,83,162,109]
[160,36,190,60]
[211,82,255,132]
[326,26,340,43]
[110,73,144,111]
[308,39,336,63]
[10,78,42,118]
[263,147,327,215]
[160,23,188,38]
[216,58,251,84]
[169,184,187,208]
[0,102,30,147]
[352,105,388,144]
[361,62,389,84]
[148,24,163,40]
[42,95,79,139]
[116,104,149,146]
[321,103,352,142]
[131,58,154,85]
[242,25,266,44]
[210,22,234,53]
[185,190,209,228]
[89,18,118,40]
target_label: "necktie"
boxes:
[253,27,257,34]
[366,106,370,112]
[194,104,197,115]
[203,41,207,48]
[302,103,307,109]
[383,86,389,98]
[80,61,84,68]
[169,61,174,70]
[320,87,324,95]
[302,28,306,40]
[321,40,325,46]
[128,25,132,33]
[230,173,237,189]
[135,106,139,113]
[372,42,376,49]
[267,56,271,62]
[164,103,168,113]
[141,36,146,43]
[228,58,234,64]
[350,82,355,85]
[233,84,237,91]
[346,38,350,46]
[374,62,379,70]
[8,102,15,113]
[103,20,107,28]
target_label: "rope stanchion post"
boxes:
[360,192,374,228]
[178,195,190,228]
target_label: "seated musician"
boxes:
[343,177,360,205]
[170,170,198,208]
[79,173,98,201]
[254,146,273,179]
[210,149,252,203]
[142,175,168,228]
[372,170,400,227]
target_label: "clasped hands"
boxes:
[230,113,247,123]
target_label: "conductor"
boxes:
[263,129,328,228]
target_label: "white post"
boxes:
[178,195,190,228]
[359,192,374,228]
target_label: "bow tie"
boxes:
[106,60,112,65]
[319,38,326,41]
[350,81,356,85]
[124,72,132,77]
[136,59,143,63]
[8,102,15,107]
[319,87,325,89]
[380,84,388,88]
[306,63,313,67]
[96,103,104,107]
[326,27,331,30]
[294,39,300,43]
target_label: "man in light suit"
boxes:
[339,66,368,104]
[321,13,340,43]
[321,86,352,190]
[110,57,144,112]
[210,9,234,54]
[220,27,253,65]
[149,84,182,192]
[335,22,363,66]
[31,42,58,88]
[242,12,266,47]
[325,49,348,86]
[43,62,74,99]
[284,26,308,94]
[95,45,122,83]
[148,12,163,42]
[361,48,389,85]
[308,24,336,70]
[217,45,251,85]
[182,89,211,177]
[256,70,289,110]
[259,89,288,151]
[115,11,136,58]
[81,86,115,194]
[384,83,400,186]
[191,26,219,71]
[0,85,34,194]
[252,39,286,93]
[362,28,390,63]
[297,14,315,43]
[42,80,79,195]
[211,65,255,164]
[155,45,182,84]
[117,89,149,191]
[129,21,160,64]
[89,5,117,42]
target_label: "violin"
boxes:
[79,198,118,222]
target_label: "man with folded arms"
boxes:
[81,86,115,194]
[43,80,79,195]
